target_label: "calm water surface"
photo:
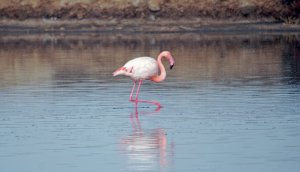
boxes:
[0,33,300,172]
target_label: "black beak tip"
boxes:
[170,64,174,70]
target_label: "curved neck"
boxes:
[151,51,172,83]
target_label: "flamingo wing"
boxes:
[124,57,158,80]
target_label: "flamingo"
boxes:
[113,51,175,107]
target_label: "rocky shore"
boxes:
[0,0,299,32]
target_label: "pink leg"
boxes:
[135,80,143,101]
[136,99,162,108]
[129,81,136,101]
[130,79,162,108]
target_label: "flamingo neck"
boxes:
[150,51,170,83]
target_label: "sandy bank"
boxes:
[0,0,298,20]
[0,0,299,33]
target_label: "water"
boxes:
[0,33,300,172]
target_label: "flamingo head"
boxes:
[160,51,175,70]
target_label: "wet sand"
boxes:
[1,18,300,33]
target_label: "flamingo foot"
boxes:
[130,99,162,108]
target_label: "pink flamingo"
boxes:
[113,51,175,107]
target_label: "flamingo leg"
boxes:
[136,99,162,108]
[129,81,136,101]
[135,80,143,101]
[129,80,162,108]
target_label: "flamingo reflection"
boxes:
[120,104,174,171]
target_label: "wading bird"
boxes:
[113,51,175,107]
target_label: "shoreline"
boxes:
[1,18,300,34]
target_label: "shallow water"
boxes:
[0,33,300,172]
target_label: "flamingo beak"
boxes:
[170,64,174,70]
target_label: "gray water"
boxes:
[0,33,300,172]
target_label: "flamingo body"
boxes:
[113,51,175,105]
[122,56,158,81]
